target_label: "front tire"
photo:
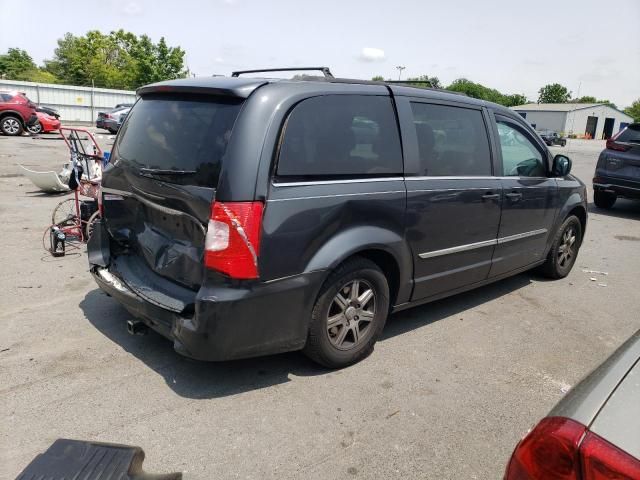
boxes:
[539,215,582,279]
[1,116,24,136]
[593,190,616,209]
[303,257,389,368]
[27,121,42,135]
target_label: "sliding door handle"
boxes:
[505,192,523,202]
[481,193,500,201]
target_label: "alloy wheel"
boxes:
[326,279,375,350]
[27,122,42,134]
[557,226,577,268]
[3,118,20,134]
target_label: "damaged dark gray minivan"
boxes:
[88,68,587,368]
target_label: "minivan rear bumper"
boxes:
[90,264,325,361]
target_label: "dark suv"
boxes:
[593,123,640,209]
[0,90,38,136]
[88,68,587,368]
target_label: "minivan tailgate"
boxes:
[99,93,243,292]
[102,179,211,291]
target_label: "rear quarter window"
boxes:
[276,95,403,178]
[617,125,640,144]
[113,94,242,187]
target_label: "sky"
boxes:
[1,0,639,107]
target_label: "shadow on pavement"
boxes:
[383,273,532,340]
[80,273,533,399]
[587,200,640,221]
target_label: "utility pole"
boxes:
[396,66,406,80]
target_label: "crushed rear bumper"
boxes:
[88,221,325,361]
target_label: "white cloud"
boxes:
[359,47,385,62]
[122,1,142,15]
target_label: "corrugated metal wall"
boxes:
[514,111,567,133]
[565,105,632,139]
[0,79,137,123]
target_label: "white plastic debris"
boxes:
[582,269,609,275]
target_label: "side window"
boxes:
[0,93,13,101]
[276,95,402,178]
[496,121,546,177]
[410,102,491,176]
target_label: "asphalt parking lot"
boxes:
[1,130,639,479]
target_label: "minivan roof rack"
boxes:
[231,67,334,78]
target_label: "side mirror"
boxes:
[552,154,572,177]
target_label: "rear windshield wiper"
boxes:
[139,168,197,175]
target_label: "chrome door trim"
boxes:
[406,175,550,181]
[418,239,497,259]
[418,228,549,259]
[496,228,548,244]
[273,177,404,187]
[267,190,406,202]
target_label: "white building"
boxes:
[511,103,634,140]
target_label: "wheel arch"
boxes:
[567,204,587,243]
[304,226,413,307]
[0,110,26,126]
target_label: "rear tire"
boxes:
[593,190,616,209]
[1,115,23,136]
[539,215,582,279]
[303,257,389,368]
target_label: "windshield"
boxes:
[113,94,242,187]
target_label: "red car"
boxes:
[0,90,38,136]
[27,110,62,134]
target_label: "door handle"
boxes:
[481,193,500,201]
[505,192,523,202]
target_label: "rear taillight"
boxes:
[505,417,640,480]
[581,431,640,480]
[505,417,585,480]
[204,201,264,279]
[606,129,631,152]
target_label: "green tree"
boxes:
[0,48,36,79]
[503,93,529,107]
[570,96,617,109]
[445,78,526,106]
[44,30,186,90]
[572,95,597,103]
[406,75,442,89]
[371,75,385,81]
[537,83,571,103]
[0,48,58,83]
[624,99,640,122]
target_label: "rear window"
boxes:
[114,94,242,187]
[617,125,640,144]
[276,95,402,178]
